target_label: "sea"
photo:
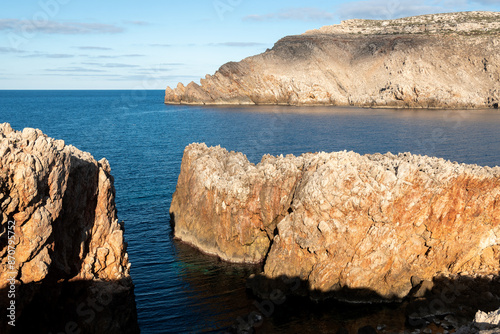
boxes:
[1,90,499,333]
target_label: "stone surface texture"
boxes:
[0,123,137,333]
[170,143,303,263]
[170,143,500,301]
[456,307,500,333]
[165,11,500,109]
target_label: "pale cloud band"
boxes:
[244,7,336,21]
[209,42,269,47]
[0,47,26,53]
[244,0,498,22]
[81,62,140,68]
[21,52,74,58]
[337,0,445,20]
[77,46,114,51]
[0,19,124,34]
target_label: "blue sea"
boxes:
[1,90,499,333]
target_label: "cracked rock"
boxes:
[171,143,500,301]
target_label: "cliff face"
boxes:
[169,143,303,263]
[0,123,138,333]
[165,11,500,109]
[170,143,500,301]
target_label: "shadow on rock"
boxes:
[232,273,500,333]
[0,277,139,334]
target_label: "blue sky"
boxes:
[0,0,499,89]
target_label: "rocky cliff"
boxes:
[165,11,500,109]
[0,123,138,333]
[170,143,500,303]
[170,143,302,263]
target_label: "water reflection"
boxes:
[171,239,420,333]
[172,236,500,333]
[172,240,261,332]
[197,106,500,167]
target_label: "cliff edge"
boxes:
[170,143,500,303]
[165,11,500,109]
[0,123,138,333]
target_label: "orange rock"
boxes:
[171,143,500,301]
[164,12,500,109]
[170,143,303,263]
[0,123,137,332]
[0,123,130,285]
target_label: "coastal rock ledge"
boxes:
[170,143,500,301]
[0,123,138,333]
[165,11,500,109]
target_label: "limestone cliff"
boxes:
[165,11,500,109]
[170,143,500,302]
[0,123,138,333]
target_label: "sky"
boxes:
[0,0,499,90]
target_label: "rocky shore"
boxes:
[170,143,500,299]
[171,143,500,332]
[165,11,500,109]
[0,123,138,333]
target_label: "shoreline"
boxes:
[164,101,499,110]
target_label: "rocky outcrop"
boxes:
[170,143,500,302]
[0,123,138,333]
[169,143,303,263]
[456,307,500,333]
[165,11,500,109]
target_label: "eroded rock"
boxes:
[170,143,500,303]
[0,123,138,333]
[165,11,500,109]
[170,143,304,263]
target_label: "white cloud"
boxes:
[0,19,124,34]
[244,7,335,22]
[81,62,139,68]
[89,54,145,59]
[22,53,74,58]
[77,46,113,51]
[441,0,468,6]
[0,47,25,53]
[45,67,107,73]
[149,44,172,47]
[123,20,149,26]
[470,0,500,4]
[208,42,268,47]
[243,1,498,23]
[336,0,500,20]
[159,63,184,66]
[337,0,446,20]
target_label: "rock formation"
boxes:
[170,143,500,303]
[169,143,303,263]
[0,123,138,333]
[456,307,500,333]
[165,11,500,109]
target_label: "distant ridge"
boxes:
[165,11,500,109]
[307,11,500,35]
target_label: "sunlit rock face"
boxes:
[166,11,500,109]
[0,123,138,334]
[170,143,303,264]
[171,143,500,301]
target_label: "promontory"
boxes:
[165,11,500,109]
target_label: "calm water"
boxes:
[1,90,499,333]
